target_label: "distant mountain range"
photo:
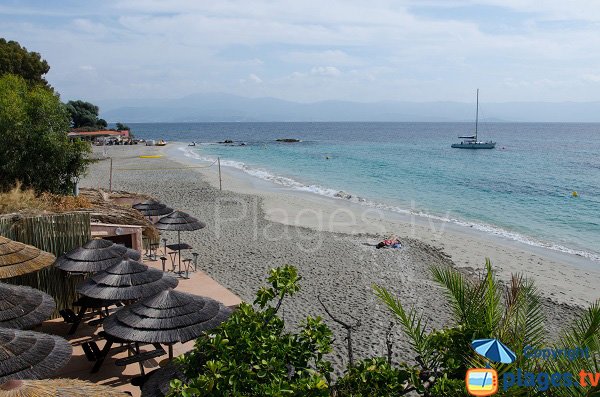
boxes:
[95,93,600,122]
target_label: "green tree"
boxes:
[0,38,51,89]
[0,74,91,194]
[115,122,130,131]
[65,100,106,129]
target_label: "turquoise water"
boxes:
[132,122,600,261]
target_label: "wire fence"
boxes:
[108,157,223,191]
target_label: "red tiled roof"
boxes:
[68,130,130,137]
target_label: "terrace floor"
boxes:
[40,248,242,397]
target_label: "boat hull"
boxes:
[451,142,496,149]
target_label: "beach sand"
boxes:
[81,143,599,371]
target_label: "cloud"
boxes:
[283,50,361,66]
[310,66,341,77]
[2,0,600,103]
[248,73,263,83]
[582,74,600,83]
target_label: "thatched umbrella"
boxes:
[0,283,55,329]
[103,289,231,357]
[133,200,173,217]
[0,328,72,383]
[141,362,186,397]
[154,211,205,273]
[78,188,160,241]
[54,239,140,274]
[0,378,130,397]
[77,257,178,301]
[0,236,55,280]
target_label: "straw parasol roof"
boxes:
[103,289,231,344]
[112,245,142,261]
[154,211,205,232]
[141,363,186,397]
[155,211,206,271]
[0,283,55,330]
[77,258,178,301]
[0,378,130,397]
[0,328,72,383]
[54,239,140,273]
[132,200,173,217]
[78,188,160,240]
[0,236,56,280]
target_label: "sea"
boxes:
[128,122,600,262]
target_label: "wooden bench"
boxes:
[59,309,77,324]
[115,346,166,367]
[82,341,103,362]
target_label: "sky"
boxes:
[2,0,600,104]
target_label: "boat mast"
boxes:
[475,88,479,141]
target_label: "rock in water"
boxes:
[334,191,352,200]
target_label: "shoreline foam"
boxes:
[177,145,600,264]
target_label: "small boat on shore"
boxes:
[156,139,167,146]
[452,89,496,149]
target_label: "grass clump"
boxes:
[0,183,91,214]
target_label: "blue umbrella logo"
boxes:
[471,338,516,364]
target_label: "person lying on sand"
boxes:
[376,236,402,249]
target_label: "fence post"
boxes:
[218,157,222,191]
[109,158,113,192]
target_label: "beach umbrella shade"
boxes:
[0,236,56,280]
[0,328,72,383]
[103,289,232,355]
[154,211,206,272]
[141,362,186,397]
[0,282,55,330]
[471,338,517,364]
[77,257,178,301]
[133,200,174,217]
[54,239,140,274]
[0,378,130,397]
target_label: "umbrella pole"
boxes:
[178,230,182,275]
[135,342,145,376]
[169,344,173,360]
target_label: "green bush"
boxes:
[0,74,91,194]
[171,266,333,396]
[334,357,413,396]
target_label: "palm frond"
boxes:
[481,258,503,336]
[520,280,546,351]
[373,284,432,365]
[564,299,600,352]
[499,275,546,372]
[430,264,474,325]
[544,300,600,397]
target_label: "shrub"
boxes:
[0,74,91,194]
[334,357,413,396]
[171,266,333,396]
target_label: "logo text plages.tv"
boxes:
[466,339,598,396]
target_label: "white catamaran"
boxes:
[451,89,496,149]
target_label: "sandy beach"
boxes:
[81,143,600,371]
